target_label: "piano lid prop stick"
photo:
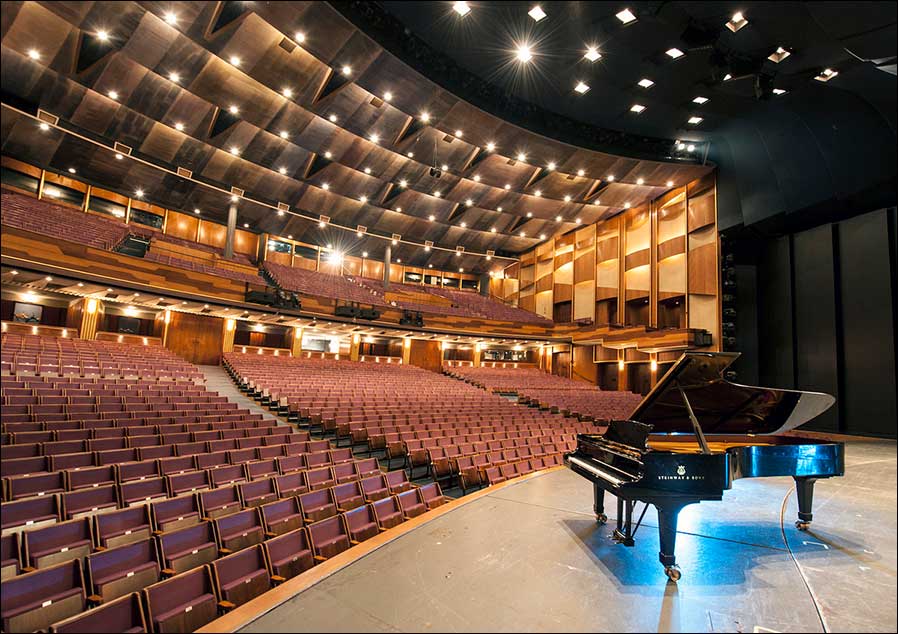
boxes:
[677,385,711,454]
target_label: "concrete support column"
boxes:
[350,333,361,362]
[222,319,236,354]
[224,201,238,260]
[291,327,303,357]
[383,244,391,290]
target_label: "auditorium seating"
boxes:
[264,261,390,306]
[1,190,129,251]
[143,250,263,285]
[446,365,643,422]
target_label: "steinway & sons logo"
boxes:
[657,464,705,481]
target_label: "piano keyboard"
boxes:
[568,456,624,486]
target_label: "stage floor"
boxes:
[241,440,896,633]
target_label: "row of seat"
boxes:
[1,479,446,633]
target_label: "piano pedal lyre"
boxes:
[610,499,649,547]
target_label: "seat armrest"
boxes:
[313,555,327,562]
[161,568,177,577]
[219,600,236,613]
[87,594,103,606]
[219,548,232,555]
[271,575,285,585]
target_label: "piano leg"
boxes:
[655,501,696,582]
[793,476,818,531]
[593,483,607,524]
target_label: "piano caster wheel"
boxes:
[596,513,608,525]
[664,566,682,582]
[795,521,811,531]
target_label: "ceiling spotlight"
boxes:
[533,191,542,197]
[341,65,351,76]
[637,78,655,88]
[399,179,408,187]
[688,116,703,125]
[814,68,838,82]
[68,167,76,174]
[460,222,467,228]
[419,112,431,122]
[466,199,473,207]
[516,44,533,63]
[27,49,41,60]
[442,164,450,171]
[229,146,240,155]
[556,215,563,222]
[364,167,371,174]
[686,144,695,152]
[229,55,241,66]
[230,195,239,202]
[726,12,748,32]
[665,48,685,59]
[607,175,615,181]
[505,183,511,190]
[164,11,177,24]
[433,191,442,197]
[39,122,50,131]
[676,142,686,150]
[563,195,571,203]
[540,234,547,240]
[168,72,182,84]
[395,207,402,212]
[630,104,646,114]
[584,47,601,62]
[279,130,289,139]
[328,113,338,123]
[516,152,527,162]
[115,152,123,159]
[519,231,526,237]
[454,129,463,138]
[546,161,556,171]
[575,218,582,224]
[615,8,637,24]
[473,174,481,182]
[243,223,249,228]
[491,227,497,233]
[497,206,503,212]
[108,90,119,100]
[134,188,144,198]
[574,81,590,94]
[624,202,631,209]
[194,208,201,214]
[528,5,546,22]
[577,169,585,177]
[383,91,393,102]
[693,96,709,104]
[324,151,333,159]
[369,133,380,143]
[772,88,787,95]
[526,212,533,217]
[636,178,644,185]
[96,30,110,42]
[429,214,436,221]
[486,142,496,152]
[322,182,330,190]
[294,31,305,43]
[282,87,293,98]
[768,47,791,64]
[666,180,674,187]
[318,220,326,227]
[453,1,471,17]
[228,105,239,115]
[359,195,368,203]
[278,167,287,175]
[362,251,368,257]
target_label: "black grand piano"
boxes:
[564,351,844,582]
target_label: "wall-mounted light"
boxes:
[86,298,98,314]
[650,358,658,372]
[618,359,625,371]
[226,319,236,332]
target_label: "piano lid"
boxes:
[629,352,836,435]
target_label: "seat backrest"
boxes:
[86,538,158,595]
[0,559,85,633]
[93,506,151,548]
[49,591,147,633]
[158,521,215,558]
[142,565,217,633]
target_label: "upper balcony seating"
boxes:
[1,190,129,251]
[143,251,262,285]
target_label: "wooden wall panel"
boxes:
[571,345,597,384]
[198,221,227,251]
[166,211,199,242]
[408,340,442,373]
[688,242,717,295]
[233,230,258,258]
[165,312,224,366]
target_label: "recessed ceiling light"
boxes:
[454,129,463,138]
[723,73,733,81]
[324,151,333,159]
[693,96,709,104]
[395,206,402,212]
[726,12,748,32]
[630,104,646,113]
[584,47,601,62]
[519,231,526,237]
[229,146,240,155]
[230,195,239,202]
[168,72,180,83]
[688,116,703,124]
[473,175,481,182]
[526,212,533,217]
[229,55,241,66]
[497,206,503,212]
[134,188,144,198]
[174,122,184,131]
[228,105,239,115]
[328,113,337,123]
[528,5,546,22]
[359,195,368,203]
[364,167,371,174]
[442,164,449,171]
[556,215,563,221]
[278,167,287,175]
[814,68,838,82]
[686,144,695,152]
[164,11,177,25]
[465,199,473,207]
[243,223,249,228]
[68,167,76,174]
[516,44,533,63]
[194,208,201,214]
[534,190,542,197]
[362,251,368,257]
[369,133,380,143]
[574,81,590,94]
[279,130,289,139]
[282,87,293,98]
[666,48,685,59]
[575,218,582,224]
[108,90,119,100]
[460,222,467,228]
[383,91,393,102]
[666,180,674,187]
[636,178,644,185]
[419,112,431,123]
[341,65,351,76]
[322,183,330,190]
[577,169,585,177]
[27,49,41,60]
[616,8,636,24]
[505,183,511,190]
[294,31,305,43]
[624,202,631,208]
[115,152,123,159]
[563,195,571,203]
[407,151,414,158]
[398,179,408,188]
[96,30,110,42]
[429,214,436,221]
[540,234,547,240]
[768,47,791,63]
[607,175,615,181]
[454,1,471,17]
[39,122,49,131]
[546,161,556,171]
[772,88,787,95]
[516,152,527,162]
[637,78,654,88]
[491,227,497,233]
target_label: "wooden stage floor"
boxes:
[235,439,896,633]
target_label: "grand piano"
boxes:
[565,351,844,582]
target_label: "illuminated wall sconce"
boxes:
[61,329,68,338]
[618,359,625,371]
[86,298,98,314]
[163,310,171,324]
[142,337,148,345]
[32,325,39,335]
[226,319,236,332]
[403,338,411,348]
[352,334,361,344]
[242,347,247,353]
[294,327,302,338]
[474,343,482,352]
[650,358,658,372]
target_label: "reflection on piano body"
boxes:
[564,352,844,582]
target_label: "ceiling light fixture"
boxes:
[399,179,408,187]
[666,180,674,187]
[528,5,546,22]
[282,87,293,98]
[607,175,615,181]
[637,78,654,88]
[486,142,496,152]
[168,72,180,83]
[563,195,571,202]
[630,104,646,113]
[341,65,351,76]
[228,105,239,114]
[556,215,563,222]
[108,90,119,100]
[322,182,330,190]
[723,73,733,81]
[383,91,393,102]
[96,30,110,42]
[294,32,305,43]
[814,68,838,82]
[453,1,471,17]
[279,130,289,139]
[229,146,240,155]
[27,49,41,60]
[772,88,787,95]
[726,12,748,32]
[328,113,337,123]
[229,55,241,66]
[574,81,590,94]
[636,178,644,185]
[688,116,703,124]
[164,11,177,25]
[516,44,533,63]
[278,167,287,175]
[584,47,601,62]
[693,96,709,104]
[666,48,685,59]
[473,175,481,182]
[616,8,637,24]
[324,151,333,159]
[768,47,791,63]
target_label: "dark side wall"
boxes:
[728,207,897,437]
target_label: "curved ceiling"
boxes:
[0,0,712,274]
